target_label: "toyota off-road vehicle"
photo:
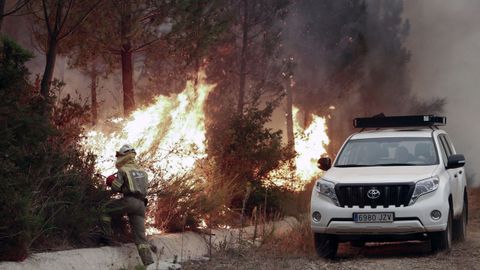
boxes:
[310,115,468,258]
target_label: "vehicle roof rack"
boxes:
[353,114,446,128]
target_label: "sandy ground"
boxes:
[182,189,480,270]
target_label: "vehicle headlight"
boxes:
[409,177,439,205]
[315,179,340,206]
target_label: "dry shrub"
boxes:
[278,179,315,218]
[149,173,204,232]
[146,158,241,232]
[262,214,315,256]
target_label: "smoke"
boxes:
[405,0,480,186]
[4,0,477,185]
[280,0,478,186]
[282,0,434,154]
[1,8,136,120]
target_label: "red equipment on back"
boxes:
[106,173,117,187]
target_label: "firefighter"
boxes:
[101,144,155,267]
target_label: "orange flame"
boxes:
[292,106,330,182]
[81,71,215,178]
[82,71,329,190]
[268,107,329,189]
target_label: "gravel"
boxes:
[182,189,480,270]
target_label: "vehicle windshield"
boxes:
[335,137,439,167]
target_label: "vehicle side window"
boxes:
[439,135,452,156]
[440,137,449,155]
[437,135,449,167]
[443,135,456,155]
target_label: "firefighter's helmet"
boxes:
[116,144,136,157]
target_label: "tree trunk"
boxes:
[303,109,309,128]
[286,78,294,148]
[40,36,58,99]
[237,0,249,116]
[193,56,200,91]
[239,183,252,241]
[90,70,98,125]
[121,48,134,115]
[0,0,5,31]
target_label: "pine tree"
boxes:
[30,0,101,100]
[61,17,116,125]
[138,0,230,101]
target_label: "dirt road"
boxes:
[182,189,480,270]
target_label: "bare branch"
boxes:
[247,17,272,30]
[41,0,52,35]
[104,47,122,55]
[58,0,102,41]
[139,10,160,22]
[1,0,30,18]
[53,0,63,34]
[58,0,74,34]
[247,28,265,42]
[132,37,162,52]
[8,9,37,17]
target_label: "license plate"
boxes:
[353,212,394,223]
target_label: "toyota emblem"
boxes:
[367,187,381,199]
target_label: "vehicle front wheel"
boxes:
[453,196,468,242]
[431,206,452,252]
[314,233,338,258]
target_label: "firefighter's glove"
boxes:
[106,173,117,187]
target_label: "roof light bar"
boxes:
[353,115,447,128]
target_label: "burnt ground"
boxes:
[182,188,480,270]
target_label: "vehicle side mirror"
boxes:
[447,154,466,169]
[318,157,332,171]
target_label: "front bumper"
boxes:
[310,187,449,235]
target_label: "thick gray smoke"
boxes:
[281,0,479,185]
[405,0,480,186]
[281,0,440,154]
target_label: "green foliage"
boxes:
[170,0,231,64]
[139,0,232,104]
[204,0,289,111]
[145,102,291,232]
[201,0,292,218]
[207,104,287,212]
[0,37,107,261]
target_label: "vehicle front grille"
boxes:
[335,183,415,208]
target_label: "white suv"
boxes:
[310,115,467,258]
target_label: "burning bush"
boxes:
[143,98,320,232]
[148,173,205,232]
[147,170,240,232]
[206,104,292,218]
[0,37,107,261]
[136,102,295,232]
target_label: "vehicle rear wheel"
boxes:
[431,206,452,252]
[453,196,468,242]
[314,233,338,258]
